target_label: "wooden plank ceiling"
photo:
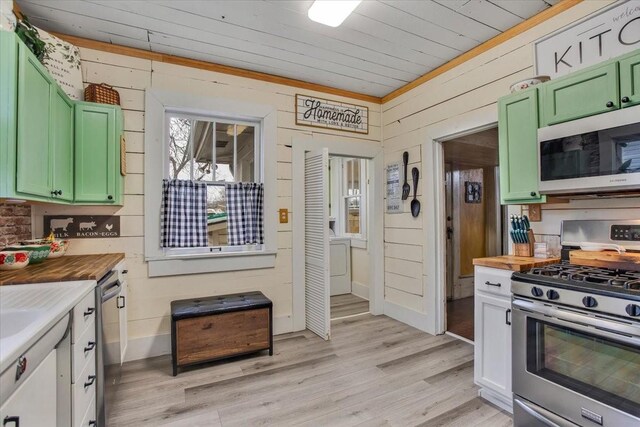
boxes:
[17,0,559,98]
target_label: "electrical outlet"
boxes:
[279,209,289,224]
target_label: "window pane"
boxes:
[345,196,360,234]
[236,125,256,182]
[192,120,215,181]
[168,117,193,180]
[207,186,228,246]
[215,123,236,182]
[346,159,360,196]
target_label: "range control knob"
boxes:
[625,304,640,317]
[582,296,598,308]
[531,287,544,297]
[546,290,560,300]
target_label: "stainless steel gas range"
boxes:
[511,220,640,427]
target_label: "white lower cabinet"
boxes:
[474,266,513,413]
[0,350,57,426]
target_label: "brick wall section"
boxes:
[0,203,32,247]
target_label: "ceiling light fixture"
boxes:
[308,0,362,27]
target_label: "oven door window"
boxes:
[540,123,640,181]
[526,318,640,417]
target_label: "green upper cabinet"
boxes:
[541,61,619,126]
[498,88,546,205]
[51,87,75,202]
[74,102,123,204]
[1,31,123,206]
[0,31,19,199]
[619,50,640,108]
[16,41,53,199]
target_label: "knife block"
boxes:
[513,230,535,257]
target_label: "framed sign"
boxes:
[386,162,403,214]
[295,94,368,134]
[44,215,120,239]
[534,0,640,79]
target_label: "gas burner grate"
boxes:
[525,263,640,293]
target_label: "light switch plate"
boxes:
[279,209,289,223]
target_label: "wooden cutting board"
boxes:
[0,253,125,285]
[570,250,640,271]
[473,255,560,272]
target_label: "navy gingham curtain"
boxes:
[160,179,208,247]
[225,183,264,246]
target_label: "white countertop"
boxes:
[0,280,96,374]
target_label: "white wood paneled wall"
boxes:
[33,47,381,360]
[378,0,640,333]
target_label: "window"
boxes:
[166,113,261,250]
[330,157,367,240]
[144,90,277,276]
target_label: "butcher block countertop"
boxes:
[570,250,640,271]
[473,255,560,272]
[0,253,125,286]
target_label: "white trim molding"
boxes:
[351,280,369,300]
[143,89,278,276]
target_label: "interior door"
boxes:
[304,148,330,340]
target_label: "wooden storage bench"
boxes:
[171,291,273,376]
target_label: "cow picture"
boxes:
[50,217,74,232]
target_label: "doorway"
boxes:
[328,156,370,320]
[292,138,384,340]
[442,127,503,341]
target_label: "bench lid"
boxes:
[171,291,272,319]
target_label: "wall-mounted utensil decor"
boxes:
[411,167,420,218]
[401,151,410,200]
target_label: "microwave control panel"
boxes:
[611,225,640,241]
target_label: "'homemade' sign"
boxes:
[296,94,368,134]
[44,215,120,239]
[535,0,640,79]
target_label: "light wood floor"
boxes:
[446,296,474,341]
[331,293,370,319]
[107,314,511,426]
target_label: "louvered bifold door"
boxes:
[304,149,330,340]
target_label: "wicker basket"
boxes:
[84,83,120,105]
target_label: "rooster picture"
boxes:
[105,223,113,231]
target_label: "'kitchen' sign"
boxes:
[296,94,368,134]
[535,0,639,79]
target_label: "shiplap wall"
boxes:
[33,47,381,360]
[380,0,640,326]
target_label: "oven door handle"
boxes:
[513,299,640,345]
[514,398,570,427]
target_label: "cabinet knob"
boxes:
[621,96,630,103]
[530,191,537,197]
[3,416,20,426]
[84,374,96,388]
[107,195,113,200]
[606,101,614,108]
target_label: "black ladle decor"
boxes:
[411,167,420,218]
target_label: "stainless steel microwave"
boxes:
[538,105,640,195]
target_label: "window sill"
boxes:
[147,250,277,277]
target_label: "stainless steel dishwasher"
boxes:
[95,265,126,427]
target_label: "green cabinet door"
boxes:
[498,88,546,205]
[16,43,52,198]
[74,102,118,203]
[541,61,619,126]
[51,88,74,202]
[619,50,640,108]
